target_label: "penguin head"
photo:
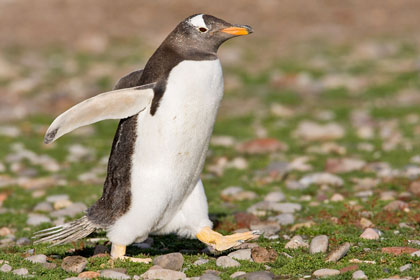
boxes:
[167,14,253,54]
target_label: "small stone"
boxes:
[299,172,344,187]
[61,256,88,273]
[200,273,221,280]
[54,199,73,210]
[230,272,246,278]
[285,235,309,249]
[411,250,420,256]
[291,221,315,231]
[228,249,252,261]
[250,221,280,237]
[251,247,278,263]
[25,254,47,264]
[93,244,109,255]
[325,158,366,173]
[237,138,287,154]
[15,237,30,246]
[399,264,411,272]
[46,194,70,203]
[1,263,12,272]
[27,213,51,226]
[153,253,184,271]
[269,213,294,225]
[409,181,420,196]
[248,201,302,215]
[236,271,274,279]
[380,191,396,201]
[264,191,285,202]
[360,228,380,240]
[352,270,368,279]
[211,136,235,147]
[381,247,418,255]
[326,242,351,262]
[216,256,240,268]
[360,218,373,228]
[383,200,408,211]
[220,186,257,202]
[340,265,359,274]
[78,271,101,279]
[0,227,12,236]
[194,259,209,266]
[309,235,329,254]
[100,269,130,279]
[43,262,57,269]
[33,202,53,212]
[313,268,340,278]
[12,268,29,276]
[294,121,345,141]
[330,193,344,202]
[50,202,87,218]
[141,266,186,280]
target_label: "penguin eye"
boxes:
[198,27,208,33]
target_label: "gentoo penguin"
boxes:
[34,14,257,262]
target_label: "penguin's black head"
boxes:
[166,14,253,54]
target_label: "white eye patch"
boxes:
[189,14,207,29]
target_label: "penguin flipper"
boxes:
[44,83,155,144]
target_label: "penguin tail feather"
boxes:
[32,216,98,246]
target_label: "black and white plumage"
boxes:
[34,14,255,253]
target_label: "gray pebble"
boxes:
[26,214,51,226]
[215,256,240,268]
[230,271,246,278]
[50,202,87,218]
[194,259,209,266]
[235,271,274,279]
[285,235,309,249]
[153,253,184,271]
[264,191,285,202]
[411,250,420,257]
[12,268,29,276]
[100,269,130,279]
[61,256,88,273]
[1,263,12,272]
[25,254,47,264]
[309,235,329,254]
[33,202,53,212]
[326,242,351,262]
[399,263,412,272]
[250,221,280,237]
[313,268,340,278]
[46,194,69,203]
[16,237,30,246]
[269,213,294,225]
[352,270,368,279]
[228,249,252,261]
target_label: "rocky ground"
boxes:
[1,13,420,280]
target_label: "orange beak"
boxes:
[221,25,253,36]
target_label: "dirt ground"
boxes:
[1,0,420,51]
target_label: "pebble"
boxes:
[285,235,309,249]
[409,181,420,196]
[153,253,184,271]
[193,259,209,266]
[309,235,329,254]
[12,268,29,276]
[250,221,280,237]
[313,268,340,278]
[330,193,344,202]
[360,218,373,228]
[237,138,287,154]
[228,249,252,261]
[25,254,47,264]
[326,242,351,262]
[235,271,274,279]
[46,194,70,203]
[200,273,221,280]
[100,269,130,279]
[27,213,51,226]
[360,228,380,240]
[264,191,285,202]
[61,256,88,273]
[1,263,12,272]
[210,135,235,147]
[269,213,294,225]
[33,202,53,212]
[50,202,87,218]
[78,271,101,278]
[230,271,246,278]
[251,247,278,263]
[326,158,366,173]
[220,186,257,202]
[410,250,420,257]
[141,265,186,280]
[248,201,301,214]
[215,256,240,268]
[299,172,344,187]
[383,200,408,211]
[399,264,411,272]
[352,270,368,279]
[54,199,73,210]
[294,121,345,141]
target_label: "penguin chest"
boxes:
[134,59,223,190]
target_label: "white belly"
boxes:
[131,59,223,230]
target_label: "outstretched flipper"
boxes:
[44,82,155,144]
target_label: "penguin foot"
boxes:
[110,243,152,264]
[196,226,259,251]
